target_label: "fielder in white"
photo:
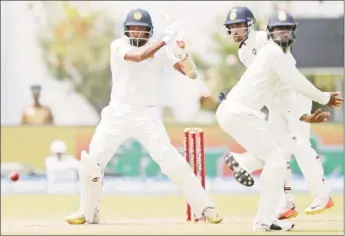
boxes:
[65,8,222,225]
[221,7,335,220]
[215,10,343,232]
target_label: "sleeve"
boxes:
[110,40,132,61]
[268,47,330,105]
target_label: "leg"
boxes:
[291,129,333,214]
[216,101,294,231]
[133,108,222,223]
[230,152,265,173]
[268,106,297,220]
[66,107,130,224]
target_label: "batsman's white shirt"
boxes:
[110,38,179,106]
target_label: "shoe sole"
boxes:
[253,223,295,232]
[278,210,299,220]
[206,217,223,224]
[65,217,86,225]
[305,199,334,215]
[224,154,254,187]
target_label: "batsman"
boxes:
[65,8,222,225]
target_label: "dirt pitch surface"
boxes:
[1,193,343,235]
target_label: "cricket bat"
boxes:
[162,12,198,79]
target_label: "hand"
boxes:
[300,108,330,123]
[162,23,179,44]
[327,92,343,108]
[200,96,219,111]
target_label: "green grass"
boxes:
[1,193,343,235]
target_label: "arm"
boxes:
[118,25,178,63]
[269,48,330,105]
[123,41,167,62]
[166,47,198,79]
[177,55,198,79]
[173,62,186,75]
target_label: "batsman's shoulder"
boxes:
[110,38,127,49]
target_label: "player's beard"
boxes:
[277,38,293,53]
[130,38,148,47]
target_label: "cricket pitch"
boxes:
[1,193,343,235]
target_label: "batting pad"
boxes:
[78,151,103,223]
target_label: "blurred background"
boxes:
[1,1,344,194]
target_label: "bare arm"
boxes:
[124,41,167,62]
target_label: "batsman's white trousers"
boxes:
[88,103,215,217]
[216,99,293,225]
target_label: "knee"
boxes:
[79,151,104,181]
[215,102,234,131]
[266,149,288,170]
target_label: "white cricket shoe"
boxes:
[305,197,334,215]
[253,220,294,232]
[65,208,100,225]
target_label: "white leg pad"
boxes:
[79,151,103,223]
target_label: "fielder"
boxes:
[221,6,335,219]
[64,8,222,225]
[215,10,343,232]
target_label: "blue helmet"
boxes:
[224,6,256,43]
[123,8,153,47]
[267,11,297,51]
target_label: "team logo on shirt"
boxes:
[134,12,142,20]
[278,11,287,21]
[252,48,257,55]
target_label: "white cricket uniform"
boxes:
[234,31,330,210]
[215,39,330,225]
[86,37,214,218]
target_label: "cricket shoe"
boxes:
[201,207,223,224]
[65,208,100,225]
[305,197,334,215]
[224,153,254,187]
[253,220,294,232]
[278,203,299,220]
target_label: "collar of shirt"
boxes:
[239,30,257,49]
